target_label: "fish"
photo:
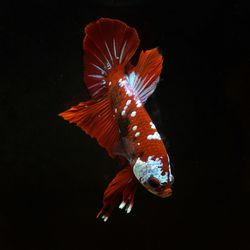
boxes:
[59,18,174,221]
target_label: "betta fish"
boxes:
[59,18,174,221]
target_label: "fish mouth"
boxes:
[158,188,172,198]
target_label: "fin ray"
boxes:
[96,166,138,220]
[127,48,163,104]
[59,96,120,158]
[83,18,140,98]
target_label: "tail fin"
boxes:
[126,48,163,104]
[83,18,140,97]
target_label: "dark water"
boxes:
[1,1,249,249]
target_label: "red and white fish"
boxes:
[59,18,174,221]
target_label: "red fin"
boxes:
[83,18,140,97]
[117,156,127,166]
[127,48,163,103]
[96,166,138,221]
[59,96,119,158]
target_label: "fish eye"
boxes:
[147,177,160,189]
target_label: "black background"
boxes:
[1,1,250,249]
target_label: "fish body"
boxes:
[59,18,174,221]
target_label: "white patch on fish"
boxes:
[126,100,131,105]
[131,111,136,117]
[147,132,161,140]
[150,122,156,129]
[133,157,170,184]
[136,100,142,108]
[132,125,137,131]
[135,132,140,137]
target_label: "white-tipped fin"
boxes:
[119,201,126,209]
[125,203,133,214]
[102,215,109,222]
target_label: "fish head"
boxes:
[132,156,174,198]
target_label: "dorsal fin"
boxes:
[59,96,120,158]
[83,18,140,98]
[126,48,163,104]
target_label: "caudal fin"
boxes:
[126,48,163,104]
[83,18,140,97]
